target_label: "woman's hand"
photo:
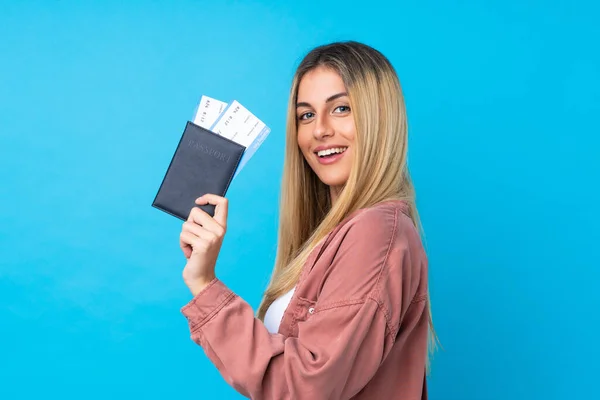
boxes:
[180,194,228,296]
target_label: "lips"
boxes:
[313,145,348,165]
[316,147,347,157]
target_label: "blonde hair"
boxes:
[257,41,439,371]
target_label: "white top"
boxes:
[263,286,296,334]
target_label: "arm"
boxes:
[181,208,415,399]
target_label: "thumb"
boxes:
[197,194,229,228]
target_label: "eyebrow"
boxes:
[296,92,348,108]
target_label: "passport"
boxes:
[152,121,245,220]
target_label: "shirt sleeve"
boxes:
[180,207,416,400]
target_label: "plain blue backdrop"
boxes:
[1,1,598,399]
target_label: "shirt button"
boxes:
[308,307,315,314]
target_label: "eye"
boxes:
[333,105,351,113]
[298,111,315,120]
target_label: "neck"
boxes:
[329,185,342,206]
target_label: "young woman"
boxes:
[178,41,435,399]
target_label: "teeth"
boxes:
[317,147,347,157]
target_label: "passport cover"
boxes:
[152,121,245,220]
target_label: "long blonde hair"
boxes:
[257,41,438,371]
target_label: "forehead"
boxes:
[297,67,347,102]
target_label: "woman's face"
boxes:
[296,67,356,200]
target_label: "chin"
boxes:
[315,172,349,188]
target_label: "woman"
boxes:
[178,41,436,399]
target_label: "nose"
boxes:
[313,115,333,140]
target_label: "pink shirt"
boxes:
[181,200,429,399]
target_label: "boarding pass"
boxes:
[193,95,271,179]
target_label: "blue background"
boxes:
[1,1,598,399]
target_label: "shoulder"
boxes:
[338,201,428,327]
[336,200,419,249]
[313,200,427,322]
[328,199,427,294]
[321,200,425,282]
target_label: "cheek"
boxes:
[297,127,312,155]
[338,118,356,143]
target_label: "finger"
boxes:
[180,230,210,252]
[188,206,225,237]
[182,221,220,243]
[196,194,228,228]
[179,231,194,258]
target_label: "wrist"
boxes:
[187,275,216,297]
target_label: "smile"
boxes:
[316,147,347,157]
[314,147,348,165]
